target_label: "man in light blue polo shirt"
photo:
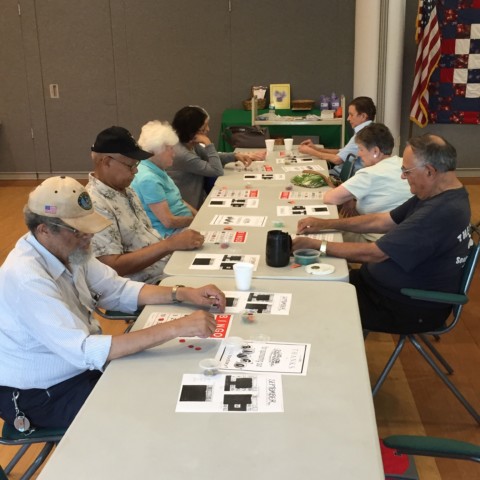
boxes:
[298,96,376,176]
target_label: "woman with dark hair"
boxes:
[166,106,262,209]
[321,123,412,242]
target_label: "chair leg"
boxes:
[409,336,480,424]
[419,334,454,375]
[20,442,56,480]
[5,444,30,474]
[372,335,407,396]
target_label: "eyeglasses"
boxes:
[50,222,84,237]
[110,156,140,172]
[401,164,425,176]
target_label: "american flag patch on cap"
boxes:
[44,205,57,214]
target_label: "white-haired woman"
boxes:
[131,120,197,237]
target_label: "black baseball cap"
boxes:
[91,126,153,161]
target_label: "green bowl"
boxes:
[293,249,320,265]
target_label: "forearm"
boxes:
[317,147,340,155]
[301,212,393,234]
[97,238,175,277]
[323,186,353,205]
[161,213,193,229]
[107,320,180,360]
[326,241,388,263]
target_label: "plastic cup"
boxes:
[284,138,293,152]
[233,262,254,290]
[265,139,275,152]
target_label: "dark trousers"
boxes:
[349,269,451,334]
[0,370,102,429]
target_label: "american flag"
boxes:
[44,205,57,214]
[409,0,441,127]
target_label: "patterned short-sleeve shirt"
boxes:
[86,173,167,284]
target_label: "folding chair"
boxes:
[338,153,356,183]
[382,434,480,479]
[94,307,141,333]
[365,227,480,424]
[0,422,65,479]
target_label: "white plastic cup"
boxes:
[284,138,293,152]
[233,262,254,290]
[265,139,275,152]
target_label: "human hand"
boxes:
[234,153,253,168]
[340,199,358,218]
[301,139,314,146]
[172,229,205,250]
[193,133,211,146]
[298,144,314,155]
[297,216,324,234]
[249,150,267,161]
[174,310,218,338]
[178,284,226,312]
[292,236,320,251]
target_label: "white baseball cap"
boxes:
[28,176,111,234]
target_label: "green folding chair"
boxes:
[338,153,356,183]
[382,434,480,479]
[0,422,65,479]
[365,226,480,424]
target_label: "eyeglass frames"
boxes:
[401,164,425,176]
[109,156,140,172]
[49,222,84,237]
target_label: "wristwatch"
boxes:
[171,285,185,303]
[319,240,328,257]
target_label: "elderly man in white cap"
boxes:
[0,176,225,430]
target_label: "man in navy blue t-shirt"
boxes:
[293,134,471,333]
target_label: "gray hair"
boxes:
[407,134,456,172]
[137,120,179,154]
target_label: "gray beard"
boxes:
[68,246,93,266]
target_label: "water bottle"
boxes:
[331,93,340,110]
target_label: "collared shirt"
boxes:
[331,119,372,176]
[86,173,167,284]
[131,160,192,237]
[0,233,143,389]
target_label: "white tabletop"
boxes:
[38,277,384,480]
[164,155,349,282]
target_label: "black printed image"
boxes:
[192,257,213,266]
[313,206,328,213]
[292,206,307,215]
[179,385,213,402]
[225,297,239,307]
[223,394,253,411]
[210,200,225,206]
[245,302,272,314]
[231,199,246,207]
[219,262,235,270]
[262,174,273,180]
[222,255,242,261]
[224,376,253,391]
[248,293,273,302]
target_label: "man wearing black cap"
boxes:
[87,126,205,284]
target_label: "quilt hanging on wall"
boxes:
[410,0,480,126]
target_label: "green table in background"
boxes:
[218,109,349,152]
